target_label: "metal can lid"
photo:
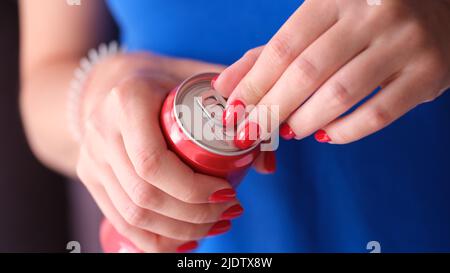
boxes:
[173,73,255,156]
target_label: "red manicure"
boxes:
[209,188,236,203]
[315,129,331,143]
[176,241,198,253]
[211,75,219,89]
[279,123,295,140]
[222,100,246,127]
[207,220,231,236]
[264,152,276,173]
[234,121,260,150]
[220,204,244,220]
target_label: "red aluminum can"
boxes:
[100,73,260,253]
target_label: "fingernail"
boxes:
[315,129,331,143]
[209,188,236,203]
[207,220,231,236]
[279,123,296,140]
[264,152,276,173]
[211,74,219,89]
[222,100,246,127]
[234,121,260,150]
[176,241,198,253]
[220,204,244,220]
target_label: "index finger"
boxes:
[224,1,338,121]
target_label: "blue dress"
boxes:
[107,0,450,252]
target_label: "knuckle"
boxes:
[244,47,260,60]
[379,2,412,24]
[368,106,392,129]
[110,84,131,110]
[386,8,407,23]
[178,175,198,203]
[130,182,161,210]
[404,21,429,47]
[191,208,212,224]
[123,203,147,226]
[291,56,319,88]
[328,81,352,106]
[268,32,294,63]
[179,225,204,241]
[366,3,413,32]
[134,149,164,180]
[420,55,449,92]
[241,78,264,102]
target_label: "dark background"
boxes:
[0,0,101,252]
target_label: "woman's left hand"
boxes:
[214,0,450,146]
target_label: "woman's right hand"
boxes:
[75,52,245,252]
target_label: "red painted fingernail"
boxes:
[315,129,331,143]
[207,220,231,236]
[209,188,236,203]
[279,123,295,140]
[264,152,276,173]
[220,204,244,220]
[211,74,219,89]
[222,100,246,127]
[234,121,260,150]
[176,241,198,253]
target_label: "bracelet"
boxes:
[67,41,123,142]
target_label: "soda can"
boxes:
[101,73,260,253]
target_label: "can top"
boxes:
[173,73,255,156]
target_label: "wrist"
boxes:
[67,41,122,142]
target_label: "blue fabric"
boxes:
[107,0,450,252]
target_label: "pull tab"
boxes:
[195,89,234,144]
[194,89,227,127]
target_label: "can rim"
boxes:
[173,73,257,156]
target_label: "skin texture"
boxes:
[216,0,450,144]
[19,0,274,252]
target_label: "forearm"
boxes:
[18,0,116,177]
[20,59,80,177]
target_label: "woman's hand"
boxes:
[19,0,275,253]
[215,0,450,146]
[75,53,262,253]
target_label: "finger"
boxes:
[80,142,227,241]
[236,16,372,146]
[105,132,241,224]
[110,78,235,204]
[286,40,404,140]
[102,161,228,241]
[83,121,241,224]
[213,46,264,98]
[77,147,189,253]
[252,151,276,174]
[91,184,190,253]
[320,71,434,144]
[225,1,338,111]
